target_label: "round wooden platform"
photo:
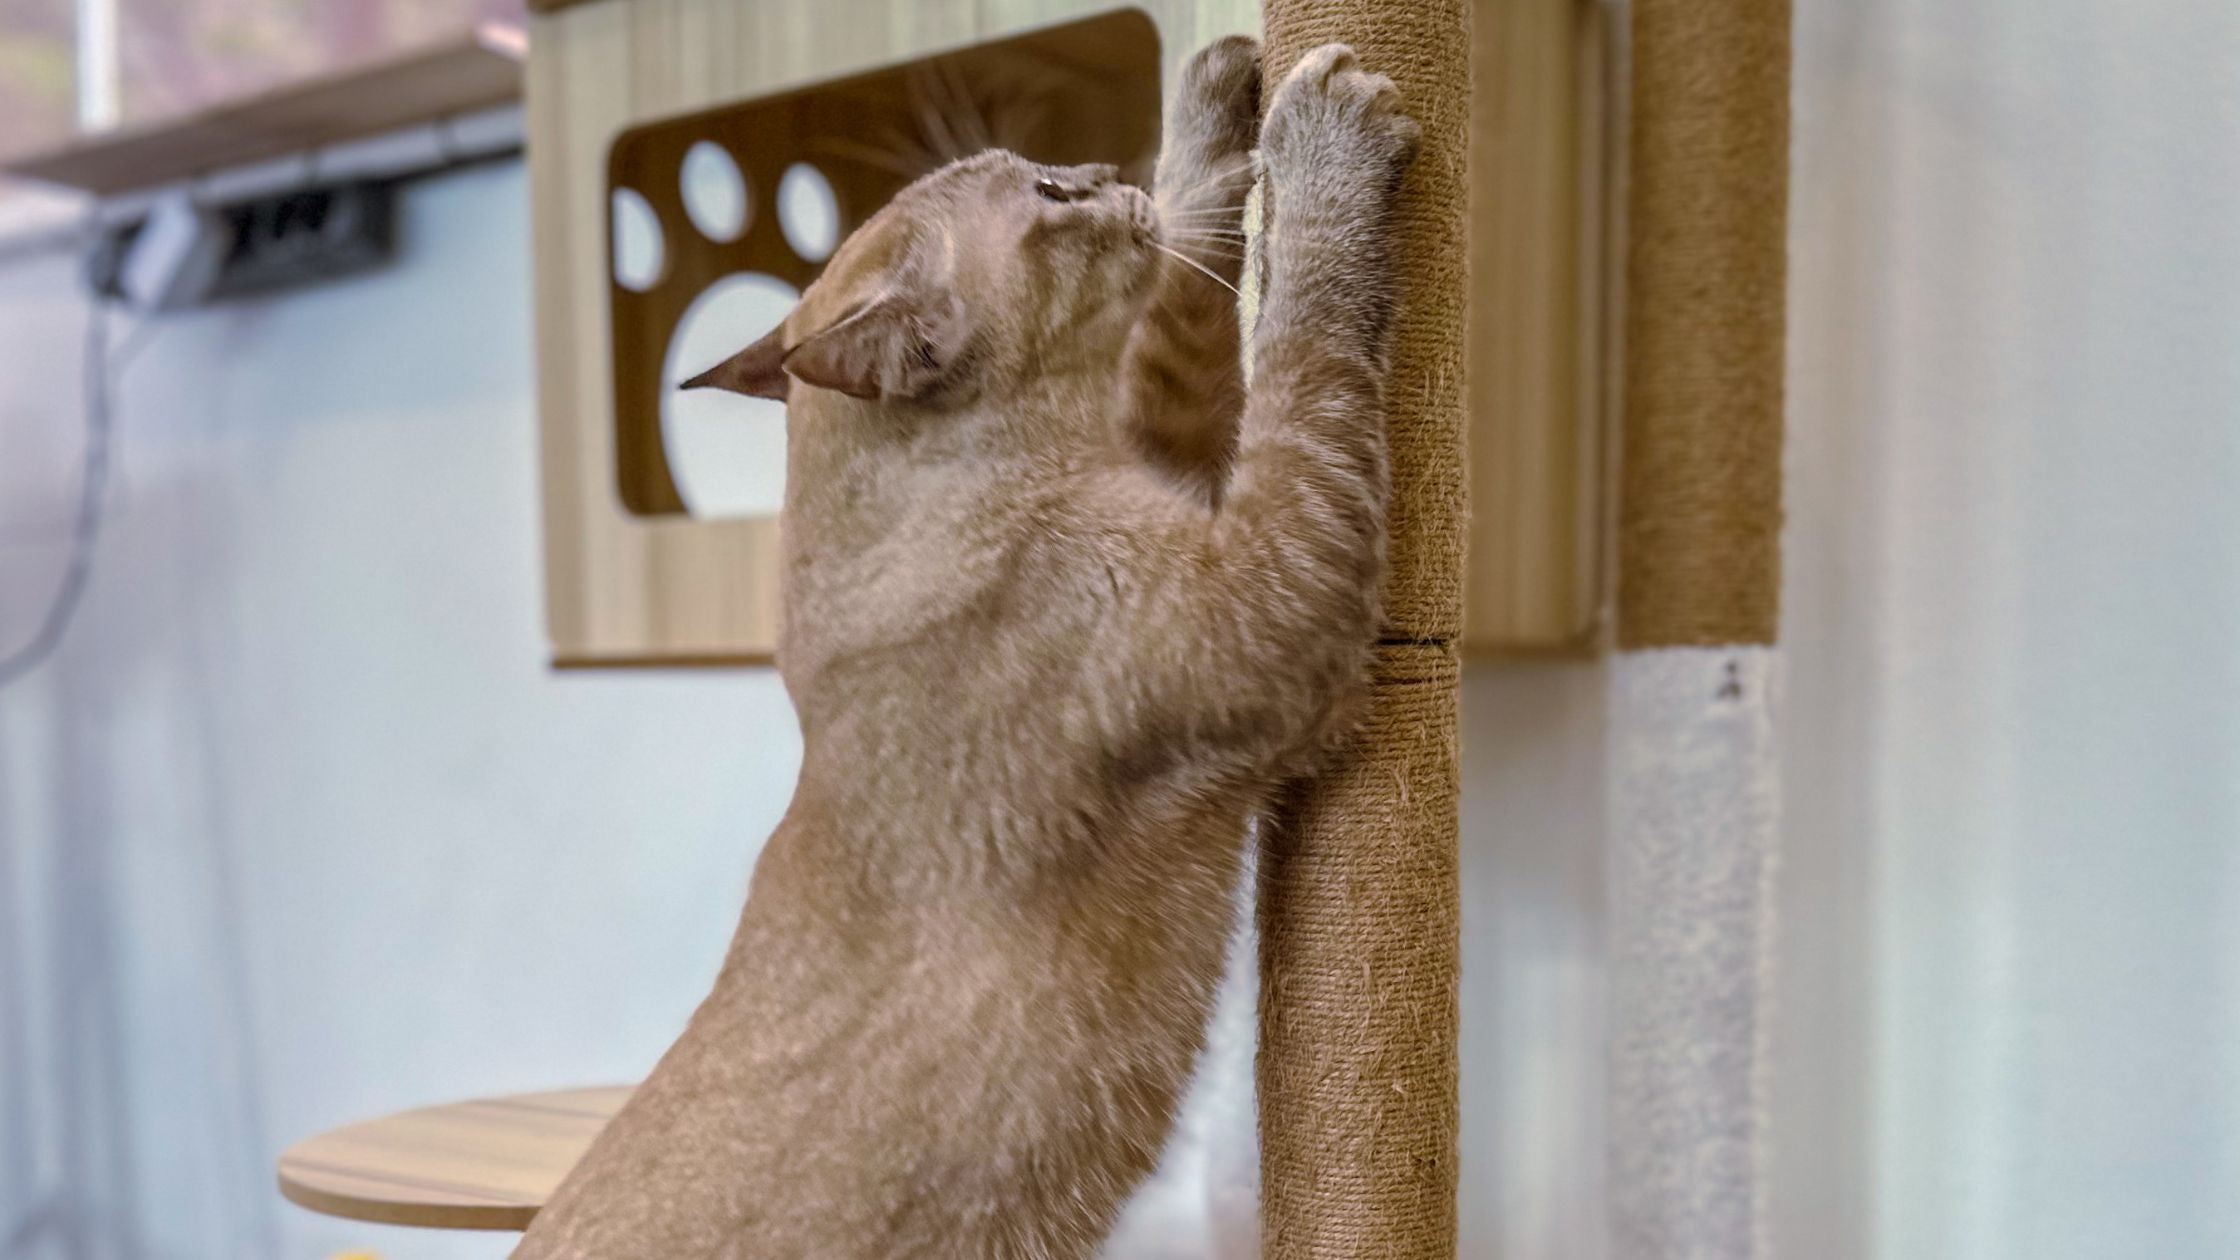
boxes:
[277,1085,632,1231]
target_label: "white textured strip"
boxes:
[1608,645,1782,1260]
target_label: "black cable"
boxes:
[433,112,464,166]
[0,296,123,690]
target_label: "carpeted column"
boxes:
[1256,5,1468,1257]
[1608,0,1792,1256]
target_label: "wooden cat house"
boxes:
[524,0,1614,664]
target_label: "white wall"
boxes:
[0,166,799,1260]
[1779,2,2240,1257]
[6,1,2240,1254]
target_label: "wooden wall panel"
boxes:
[531,0,1612,665]
[1465,0,1613,652]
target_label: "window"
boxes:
[0,0,524,166]
[115,0,524,124]
[0,0,77,159]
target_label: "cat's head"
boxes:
[686,150,1159,406]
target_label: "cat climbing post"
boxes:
[1257,4,1469,1257]
[273,0,1624,1245]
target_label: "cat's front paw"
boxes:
[1177,35,1263,159]
[1261,43,1419,198]
[1158,36,1263,216]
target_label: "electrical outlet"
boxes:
[89,181,397,309]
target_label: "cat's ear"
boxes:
[680,326,790,402]
[781,291,967,402]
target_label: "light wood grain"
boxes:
[1464,0,1613,652]
[277,1086,631,1231]
[3,27,525,196]
[531,0,1612,663]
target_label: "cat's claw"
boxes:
[1175,34,1263,159]
[1262,42,1419,192]
[1156,35,1262,221]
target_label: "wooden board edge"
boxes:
[550,652,777,670]
[4,29,526,194]
[276,1166,536,1232]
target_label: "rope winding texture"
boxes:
[1259,3,1468,1255]
[1611,1,1793,1257]
[1618,0,1793,650]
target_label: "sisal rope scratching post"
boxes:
[1256,5,1468,1257]
[1608,0,1792,1257]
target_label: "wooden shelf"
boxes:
[277,1085,629,1231]
[3,26,526,196]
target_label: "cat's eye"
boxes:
[1034,178,1084,204]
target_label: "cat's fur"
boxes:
[512,39,1417,1260]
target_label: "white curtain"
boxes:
[1778,0,2240,1255]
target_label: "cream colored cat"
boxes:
[513,38,1417,1260]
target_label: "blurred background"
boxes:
[3,1,2238,1258]
[1,0,523,145]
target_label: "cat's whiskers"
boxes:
[934,58,996,154]
[908,66,971,163]
[1161,227,1247,245]
[987,87,1052,154]
[1153,243,1242,297]
[1159,230,1247,259]
[1159,208,1250,224]
[817,135,941,180]
[1163,245,1246,266]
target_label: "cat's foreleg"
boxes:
[1152,34,1261,286]
[1106,45,1417,769]
[1125,35,1262,496]
[1249,42,1417,386]
[1196,41,1419,722]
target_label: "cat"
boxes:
[511,37,1418,1260]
